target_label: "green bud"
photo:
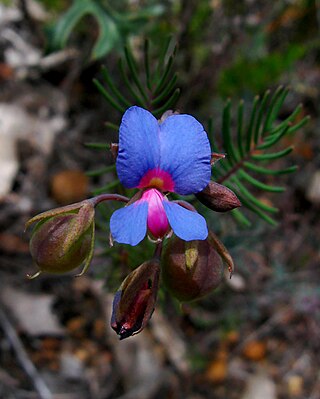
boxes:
[196,181,241,212]
[162,236,223,302]
[27,201,95,277]
[111,259,160,339]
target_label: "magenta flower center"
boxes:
[138,168,175,192]
[140,189,169,238]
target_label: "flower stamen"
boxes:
[138,168,175,192]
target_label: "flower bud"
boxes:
[162,236,223,301]
[111,259,160,339]
[196,181,241,212]
[26,201,95,277]
[110,142,119,160]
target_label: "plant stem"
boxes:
[90,194,129,207]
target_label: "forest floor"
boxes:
[0,1,320,398]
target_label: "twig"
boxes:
[0,305,53,399]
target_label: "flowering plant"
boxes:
[26,105,238,339]
[26,42,308,339]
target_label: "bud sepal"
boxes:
[162,235,224,302]
[26,200,95,277]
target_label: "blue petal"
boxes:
[159,115,211,195]
[116,106,160,188]
[110,201,148,246]
[163,201,208,241]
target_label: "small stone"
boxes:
[306,171,320,204]
[287,375,303,397]
[60,352,85,380]
[243,340,267,361]
[205,358,227,384]
[241,370,276,399]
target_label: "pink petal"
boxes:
[141,189,169,239]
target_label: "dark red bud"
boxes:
[162,236,223,302]
[111,259,160,339]
[196,181,241,212]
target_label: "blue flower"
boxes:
[110,106,212,246]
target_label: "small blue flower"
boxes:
[110,106,212,246]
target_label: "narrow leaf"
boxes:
[265,86,290,133]
[231,177,278,213]
[93,79,125,113]
[236,193,278,226]
[144,39,152,90]
[237,99,244,157]
[238,170,285,192]
[105,121,120,131]
[268,103,303,135]
[287,115,310,134]
[152,88,180,117]
[254,90,270,143]
[151,74,177,106]
[251,146,294,160]
[230,208,252,227]
[246,95,260,151]
[244,162,298,175]
[154,54,174,96]
[154,36,172,83]
[263,86,285,132]
[101,66,131,107]
[119,58,145,106]
[257,124,290,150]
[124,46,149,103]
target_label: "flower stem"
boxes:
[90,194,129,207]
[154,242,163,259]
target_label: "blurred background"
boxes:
[0,0,319,398]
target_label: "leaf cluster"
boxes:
[209,87,309,226]
[93,38,180,117]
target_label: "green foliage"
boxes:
[217,43,306,97]
[93,37,180,118]
[208,86,309,226]
[50,0,164,59]
[39,0,68,12]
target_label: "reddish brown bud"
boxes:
[110,143,119,159]
[27,201,95,277]
[210,152,225,166]
[196,181,241,212]
[111,259,160,339]
[162,236,223,302]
